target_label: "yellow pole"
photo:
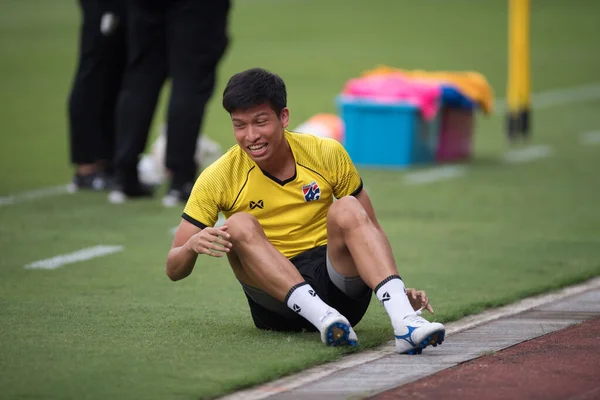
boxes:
[507,0,531,141]
[520,0,531,137]
[507,0,521,129]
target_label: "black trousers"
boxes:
[114,0,230,188]
[68,0,127,168]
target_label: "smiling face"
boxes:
[231,103,290,163]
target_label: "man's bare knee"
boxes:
[328,196,370,230]
[226,212,264,244]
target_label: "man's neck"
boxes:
[257,138,295,181]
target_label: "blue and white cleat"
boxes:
[320,312,358,347]
[395,314,445,355]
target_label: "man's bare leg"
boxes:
[326,196,415,316]
[224,213,303,301]
[326,196,445,354]
[325,197,401,287]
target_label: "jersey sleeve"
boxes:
[324,139,363,198]
[182,167,222,229]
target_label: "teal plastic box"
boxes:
[337,97,439,168]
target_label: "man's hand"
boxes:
[185,225,232,257]
[406,288,434,314]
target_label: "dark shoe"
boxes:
[68,172,109,192]
[162,182,193,208]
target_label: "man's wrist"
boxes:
[182,241,196,255]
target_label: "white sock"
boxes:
[375,275,416,329]
[286,283,335,331]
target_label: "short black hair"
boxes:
[222,68,287,116]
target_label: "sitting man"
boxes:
[166,68,445,354]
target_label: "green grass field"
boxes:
[1,0,600,399]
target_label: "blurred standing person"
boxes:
[109,0,230,206]
[68,0,127,191]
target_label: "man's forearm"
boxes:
[166,245,198,281]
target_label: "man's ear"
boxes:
[280,107,290,128]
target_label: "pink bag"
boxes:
[342,74,441,121]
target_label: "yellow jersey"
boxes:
[182,130,363,258]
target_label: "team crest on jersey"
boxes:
[302,181,321,202]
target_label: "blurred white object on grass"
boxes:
[139,124,223,186]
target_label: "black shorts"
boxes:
[244,245,373,332]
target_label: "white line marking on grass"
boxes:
[0,184,70,207]
[404,165,467,185]
[580,130,600,145]
[530,82,600,109]
[495,82,600,113]
[503,145,553,164]
[24,245,124,270]
[219,276,600,400]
